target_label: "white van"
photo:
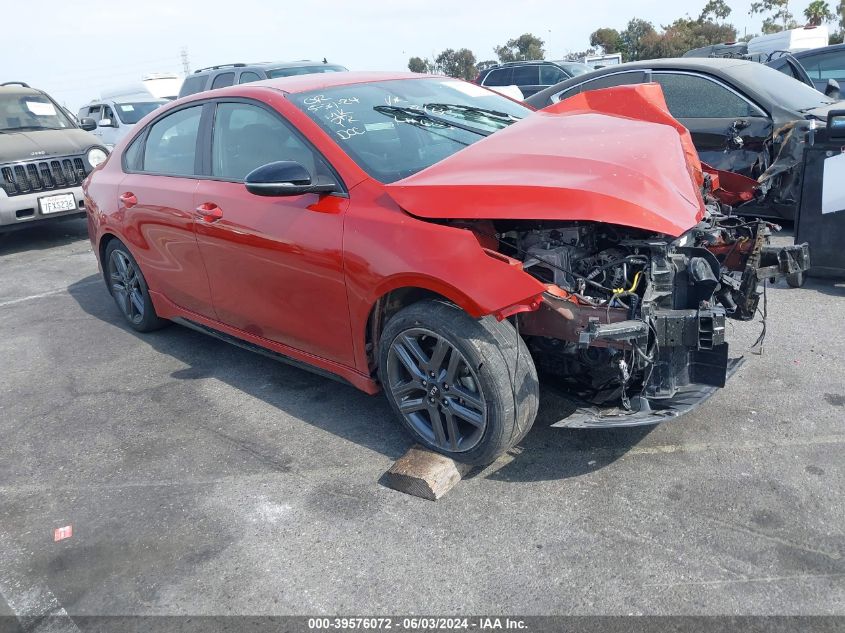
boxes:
[747,25,829,56]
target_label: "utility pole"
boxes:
[181,47,191,76]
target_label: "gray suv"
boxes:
[1,82,108,232]
[178,60,348,98]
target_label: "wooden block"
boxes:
[382,445,473,500]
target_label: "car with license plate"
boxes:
[83,72,807,464]
[1,82,109,232]
[526,57,842,221]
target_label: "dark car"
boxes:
[474,60,591,98]
[767,43,845,94]
[178,60,348,98]
[527,57,841,220]
[683,43,840,97]
[1,82,109,232]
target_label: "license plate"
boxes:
[39,193,77,215]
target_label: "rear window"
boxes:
[267,65,347,78]
[179,75,206,97]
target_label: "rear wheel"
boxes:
[379,300,538,465]
[104,240,167,332]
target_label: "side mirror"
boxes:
[98,118,117,128]
[79,117,97,132]
[826,109,845,139]
[244,161,338,196]
[826,79,841,99]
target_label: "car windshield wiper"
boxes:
[423,102,522,125]
[373,105,492,137]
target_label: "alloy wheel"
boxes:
[386,328,487,452]
[109,250,145,325]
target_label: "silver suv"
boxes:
[178,60,348,98]
[1,82,108,232]
[77,96,167,150]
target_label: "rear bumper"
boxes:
[0,187,85,232]
[551,357,745,428]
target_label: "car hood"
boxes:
[386,85,706,237]
[0,128,99,163]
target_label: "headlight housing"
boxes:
[87,147,109,169]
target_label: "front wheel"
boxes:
[104,240,168,332]
[378,300,539,465]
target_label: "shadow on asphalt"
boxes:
[803,276,845,298]
[66,273,651,482]
[0,217,88,256]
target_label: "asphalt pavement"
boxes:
[0,218,843,618]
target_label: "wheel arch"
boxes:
[98,232,122,283]
[362,278,485,378]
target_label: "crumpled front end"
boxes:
[492,213,808,428]
[394,84,810,428]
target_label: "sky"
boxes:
[2,0,779,110]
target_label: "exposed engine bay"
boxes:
[460,196,809,426]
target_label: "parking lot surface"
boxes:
[0,219,843,617]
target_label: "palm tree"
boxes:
[805,0,835,25]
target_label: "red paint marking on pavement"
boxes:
[53,526,72,542]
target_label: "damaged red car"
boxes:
[84,72,809,464]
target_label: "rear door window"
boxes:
[483,67,513,86]
[210,72,235,90]
[141,105,203,176]
[511,65,539,86]
[238,71,261,84]
[654,72,762,118]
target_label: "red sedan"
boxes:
[84,72,807,464]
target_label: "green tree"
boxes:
[407,56,434,73]
[804,0,835,24]
[494,33,545,62]
[619,19,659,60]
[700,0,733,21]
[590,27,622,53]
[434,48,478,80]
[749,0,797,33]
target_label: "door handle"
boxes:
[195,202,223,222]
[119,192,137,208]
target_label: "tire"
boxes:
[104,240,168,332]
[378,300,539,465]
[786,271,806,288]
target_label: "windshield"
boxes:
[268,65,347,78]
[731,62,835,112]
[0,93,75,132]
[290,78,531,182]
[115,101,167,124]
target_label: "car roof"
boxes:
[792,43,845,58]
[602,57,755,71]
[0,85,41,97]
[193,60,345,74]
[89,96,167,104]
[246,70,435,94]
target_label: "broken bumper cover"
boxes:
[552,357,745,428]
